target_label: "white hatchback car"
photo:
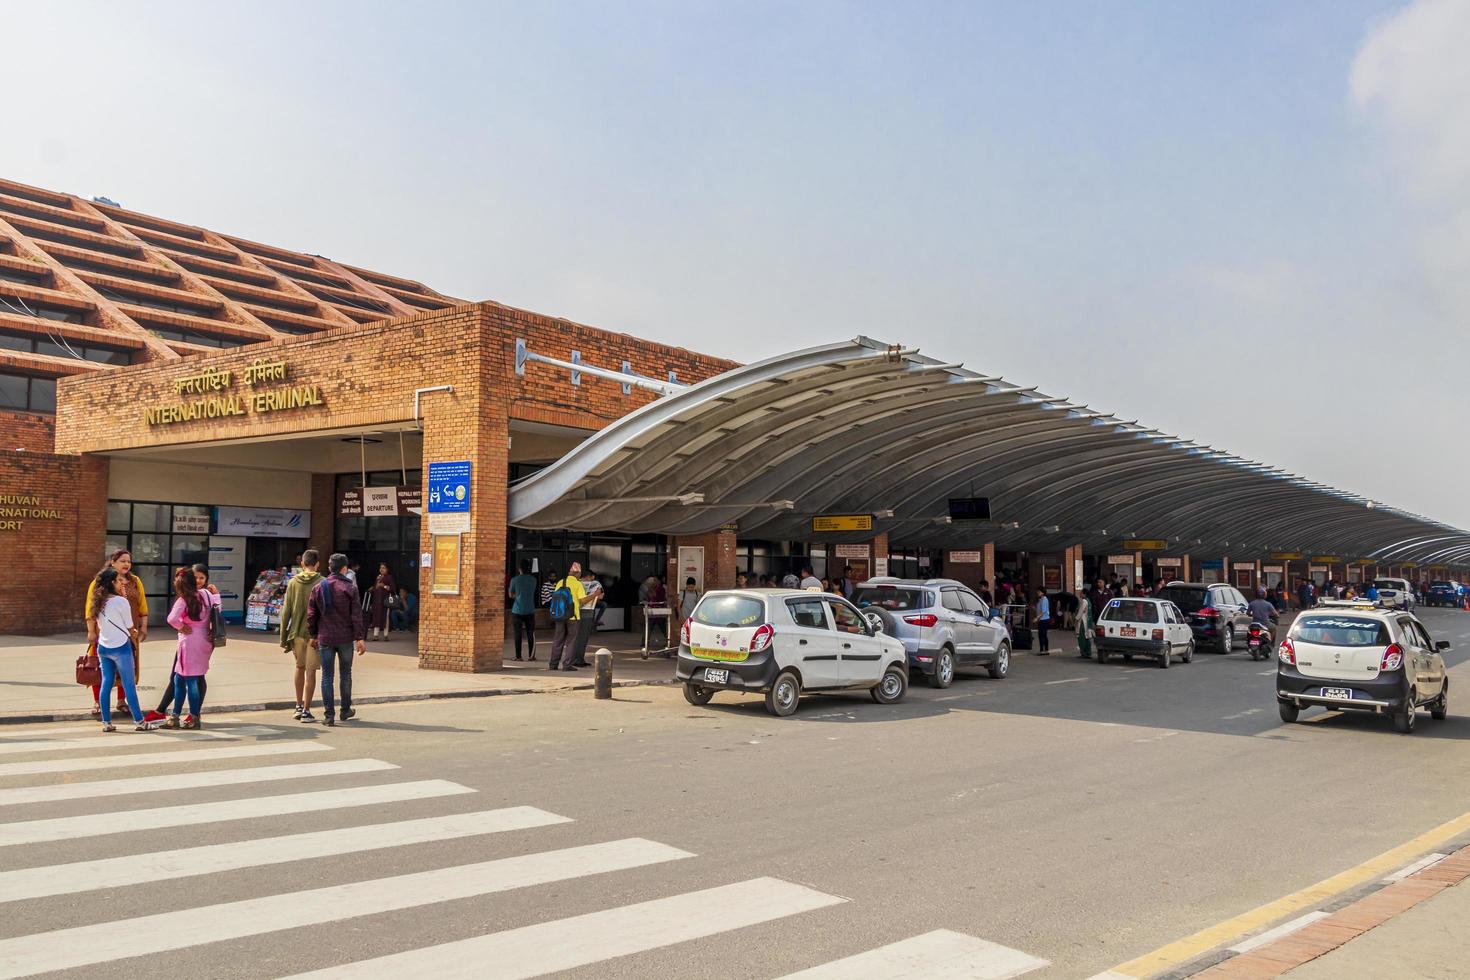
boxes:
[676,589,910,716]
[1372,578,1414,610]
[1276,601,1449,733]
[1093,597,1195,668]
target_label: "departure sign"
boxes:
[812,514,873,533]
[947,497,991,520]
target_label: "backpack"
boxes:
[548,579,576,623]
[208,594,228,648]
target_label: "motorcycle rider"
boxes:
[1248,587,1279,642]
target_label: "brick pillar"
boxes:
[668,530,736,592]
[863,532,888,582]
[416,380,507,673]
[1063,544,1083,593]
[982,543,995,588]
[309,473,336,558]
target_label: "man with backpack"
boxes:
[546,561,587,672]
[307,553,366,726]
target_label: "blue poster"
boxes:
[427,460,472,513]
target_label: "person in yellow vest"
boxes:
[547,561,587,671]
[84,549,148,719]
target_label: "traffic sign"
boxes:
[427,460,472,514]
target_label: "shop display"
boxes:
[244,567,297,630]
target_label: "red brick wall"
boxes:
[0,451,107,633]
[0,411,57,453]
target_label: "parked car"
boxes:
[1372,578,1414,610]
[851,577,1011,687]
[1276,600,1449,733]
[1093,597,1195,668]
[676,589,909,717]
[1155,582,1252,653]
[1425,581,1459,607]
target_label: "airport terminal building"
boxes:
[3,175,1466,671]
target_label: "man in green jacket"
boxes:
[279,549,324,722]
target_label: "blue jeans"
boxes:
[99,644,142,725]
[319,644,354,718]
[172,674,203,717]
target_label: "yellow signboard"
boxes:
[144,359,324,426]
[812,514,873,533]
[1269,552,1303,560]
[1311,556,1342,564]
[431,534,461,595]
[1123,539,1168,551]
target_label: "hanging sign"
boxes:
[1107,554,1134,565]
[338,487,422,517]
[948,550,983,564]
[812,514,872,533]
[1123,539,1168,551]
[1269,552,1303,560]
[1155,557,1183,568]
[834,543,870,559]
[1311,556,1342,564]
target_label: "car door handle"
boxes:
[798,639,808,646]
[842,642,852,649]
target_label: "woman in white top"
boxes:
[89,567,155,732]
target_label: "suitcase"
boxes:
[1011,625,1033,651]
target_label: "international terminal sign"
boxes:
[143,359,324,426]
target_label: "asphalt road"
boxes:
[3,607,1469,979]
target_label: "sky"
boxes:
[3,0,1467,526]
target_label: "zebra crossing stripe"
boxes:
[280,876,846,980]
[0,779,473,848]
[0,730,235,756]
[0,806,571,903]
[0,720,246,738]
[0,740,330,777]
[0,838,692,979]
[777,929,1049,979]
[0,758,395,807]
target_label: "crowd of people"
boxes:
[83,547,376,732]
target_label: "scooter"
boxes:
[1247,621,1274,661]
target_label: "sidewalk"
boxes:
[0,627,679,724]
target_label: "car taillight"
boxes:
[1151,628,1164,641]
[750,623,775,653]
[680,618,691,647]
[1380,643,1403,671]
[1196,607,1219,619]
[903,613,938,627]
[1278,638,1295,665]
[1094,625,1105,638]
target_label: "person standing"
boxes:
[89,567,155,732]
[1034,588,1051,655]
[781,569,800,589]
[85,549,148,719]
[307,553,366,726]
[547,562,587,671]
[643,575,669,653]
[1075,589,1093,659]
[367,563,395,641]
[165,566,215,730]
[145,564,218,726]
[508,559,538,661]
[798,566,822,590]
[571,570,602,667]
[279,549,323,722]
[678,576,702,629]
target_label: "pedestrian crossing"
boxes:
[0,721,1053,979]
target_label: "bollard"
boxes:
[594,649,613,699]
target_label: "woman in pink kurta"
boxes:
[165,566,216,729]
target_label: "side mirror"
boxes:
[863,611,884,634]
[1437,640,1451,651]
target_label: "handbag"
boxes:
[384,592,402,610]
[75,643,101,687]
[209,598,228,648]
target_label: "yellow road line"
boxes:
[1104,807,1470,978]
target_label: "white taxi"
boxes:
[1093,597,1195,668]
[675,589,910,716]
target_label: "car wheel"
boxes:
[870,664,908,704]
[929,648,955,689]
[1217,627,1232,654]
[1278,700,1299,723]
[1393,690,1417,734]
[1158,646,1171,668]
[1096,648,1109,665]
[682,683,714,706]
[1183,641,1195,664]
[765,670,801,717]
[1123,653,1134,661]
[1432,680,1449,721]
[987,643,1010,679]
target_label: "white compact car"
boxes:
[676,589,910,716]
[1276,601,1449,733]
[1372,578,1414,610]
[1093,597,1195,668]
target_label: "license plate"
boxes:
[1120,626,1136,637]
[704,668,729,685]
[1322,687,1352,700]
[1249,637,1262,647]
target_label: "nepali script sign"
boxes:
[144,359,324,426]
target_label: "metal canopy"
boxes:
[508,337,1470,564]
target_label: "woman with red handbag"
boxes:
[90,567,156,732]
[84,550,148,719]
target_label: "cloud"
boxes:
[1351,0,1470,312]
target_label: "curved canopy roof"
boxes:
[509,337,1470,564]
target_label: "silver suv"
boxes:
[851,577,1011,687]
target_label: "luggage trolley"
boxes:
[1003,603,1032,650]
[641,606,674,659]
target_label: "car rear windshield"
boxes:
[1100,600,1160,623]
[1157,586,1207,612]
[1431,582,1454,589]
[851,586,931,612]
[692,594,766,628]
[1373,580,1402,590]
[1294,616,1389,647]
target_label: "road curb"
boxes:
[0,676,678,726]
